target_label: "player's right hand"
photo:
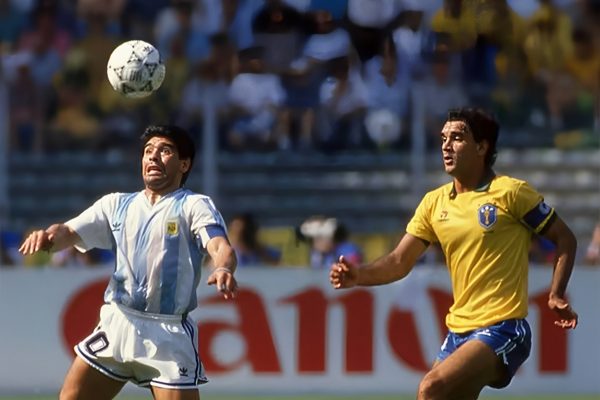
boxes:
[329,255,359,289]
[18,229,53,255]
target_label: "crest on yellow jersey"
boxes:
[478,204,497,228]
[166,221,179,236]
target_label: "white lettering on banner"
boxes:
[0,267,599,395]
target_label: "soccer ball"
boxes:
[106,40,166,98]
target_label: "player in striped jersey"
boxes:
[20,125,237,400]
[330,108,579,399]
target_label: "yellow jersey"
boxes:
[406,175,555,333]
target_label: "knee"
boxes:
[417,371,447,400]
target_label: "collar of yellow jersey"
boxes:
[449,169,496,199]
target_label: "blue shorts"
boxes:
[436,319,532,388]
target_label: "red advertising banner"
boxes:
[0,267,599,396]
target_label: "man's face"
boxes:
[142,136,190,194]
[440,120,486,177]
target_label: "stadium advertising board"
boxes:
[0,267,599,395]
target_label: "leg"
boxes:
[151,387,200,400]
[59,356,126,400]
[417,340,504,400]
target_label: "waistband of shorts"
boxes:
[109,302,188,321]
[452,318,529,337]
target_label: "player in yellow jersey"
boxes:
[329,108,578,399]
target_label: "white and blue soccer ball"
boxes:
[106,40,166,98]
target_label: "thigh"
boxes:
[420,339,504,399]
[151,387,200,400]
[60,356,126,400]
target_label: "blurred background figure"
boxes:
[297,215,363,269]
[227,45,287,151]
[50,246,113,267]
[227,212,282,267]
[0,229,21,267]
[584,222,600,266]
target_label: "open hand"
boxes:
[19,230,53,255]
[548,296,578,329]
[207,268,237,299]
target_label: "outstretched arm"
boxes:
[205,236,238,299]
[541,215,578,329]
[330,233,428,289]
[19,224,82,255]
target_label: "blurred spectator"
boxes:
[193,0,263,50]
[77,0,125,23]
[6,52,44,153]
[121,0,170,38]
[47,55,101,151]
[474,0,526,51]
[529,236,556,265]
[584,222,600,265]
[50,246,95,267]
[50,246,112,267]
[226,46,287,151]
[430,0,478,52]
[318,55,368,151]
[552,27,599,132]
[278,9,347,150]
[227,212,282,267]
[67,11,119,110]
[225,0,264,50]
[523,1,573,78]
[418,50,468,147]
[0,0,26,50]
[460,34,498,107]
[178,33,237,146]
[565,28,600,93]
[304,0,347,20]
[391,9,430,79]
[346,0,399,29]
[362,32,411,150]
[0,230,21,267]
[252,0,306,73]
[153,31,194,122]
[297,215,362,269]
[345,0,401,63]
[302,9,351,62]
[18,0,72,60]
[154,0,211,64]
[523,1,577,131]
[507,0,539,19]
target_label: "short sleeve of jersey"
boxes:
[406,193,437,244]
[188,196,228,249]
[512,181,555,234]
[65,194,116,251]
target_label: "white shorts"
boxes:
[75,302,208,389]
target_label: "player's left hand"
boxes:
[207,267,237,300]
[548,296,578,329]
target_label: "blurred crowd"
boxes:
[4,210,599,269]
[1,0,599,269]
[1,0,598,155]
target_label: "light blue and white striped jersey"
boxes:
[66,188,227,315]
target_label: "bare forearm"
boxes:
[207,237,237,273]
[357,253,411,286]
[357,233,426,286]
[549,232,577,298]
[45,224,80,251]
